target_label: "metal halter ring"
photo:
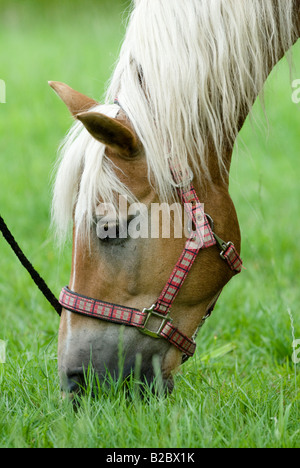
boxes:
[168,166,194,189]
[172,168,194,189]
[140,304,173,339]
[166,155,194,189]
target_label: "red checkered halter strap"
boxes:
[59,166,243,359]
[59,286,197,357]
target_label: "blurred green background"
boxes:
[0,0,132,311]
[0,0,299,448]
[0,0,298,323]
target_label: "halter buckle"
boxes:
[220,242,233,260]
[140,304,172,339]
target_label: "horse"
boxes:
[50,0,300,397]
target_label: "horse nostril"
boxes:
[66,373,84,394]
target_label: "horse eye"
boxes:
[96,219,130,243]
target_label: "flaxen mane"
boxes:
[52,0,295,240]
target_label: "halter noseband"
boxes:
[59,164,243,361]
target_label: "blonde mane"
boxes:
[53,0,295,240]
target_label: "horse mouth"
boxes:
[61,366,175,402]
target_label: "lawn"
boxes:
[0,0,299,448]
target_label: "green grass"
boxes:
[0,0,300,448]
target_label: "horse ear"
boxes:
[48,81,98,117]
[76,111,139,159]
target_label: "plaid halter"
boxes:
[59,164,243,360]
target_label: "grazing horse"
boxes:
[51,0,300,396]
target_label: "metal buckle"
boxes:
[220,242,233,260]
[140,304,172,339]
[213,232,233,259]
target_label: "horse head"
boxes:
[50,0,298,400]
[50,81,240,397]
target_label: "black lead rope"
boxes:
[0,215,61,316]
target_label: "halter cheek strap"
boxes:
[59,168,243,360]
